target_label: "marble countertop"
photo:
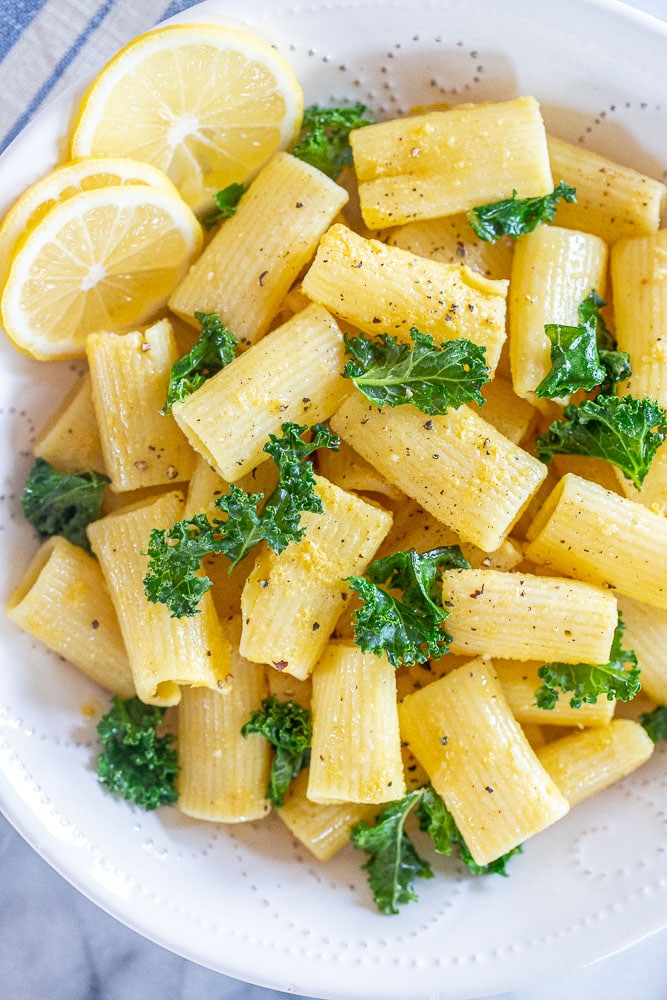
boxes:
[2,1,667,998]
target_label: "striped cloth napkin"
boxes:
[0,0,202,154]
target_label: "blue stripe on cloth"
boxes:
[0,0,118,153]
[159,0,200,22]
[0,0,50,62]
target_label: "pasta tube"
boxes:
[441,568,618,664]
[537,720,654,806]
[330,391,546,552]
[278,770,376,860]
[398,658,569,865]
[350,96,552,228]
[33,372,106,476]
[525,472,667,609]
[307,641,405,804]
[87,318,196,492]
[172,303,350,482]
[302,223,508,373]
[509,224,608,407]
[6,536,134,697]
[240,475,392,680]
[87,490,232,705]
[548,135,666,244]
[177,619,271,823]
[169,152,348,345]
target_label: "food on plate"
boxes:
[3,20,666,916]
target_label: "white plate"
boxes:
[0,1,666,998]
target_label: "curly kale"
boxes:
[292,103,374,179]
[342,328,490,414]
[241,696,312,806]
[21,457,109,552]
[96,696,179,811]
[143,422,339,616]
[346,546,470,667]
[467,181,577,242]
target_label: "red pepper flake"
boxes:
[469,584,485,598]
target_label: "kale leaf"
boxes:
[96,696,179,811]
[535,613,640,709]
[163,310,238,412]
[292,103,374,179]
[242,696,312,806]
[535,290,631,399]
[352,785,521,914]
[535,289,631,399]
[143,422,339,616]
[416,785,521,876]
[201,182,245,230]
[346,546,470,667]
[638,705,667,743]
[342,328,490,413]
[535,394,667,490]
[21,457,110,552]
[467,181,577,242]
[351,790,433,915]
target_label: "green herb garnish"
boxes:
[143,422,339,616]
[468,181,577,242]
[346,546,470,668]
[343,328,490,413]
[535,290,631,399]
[535,394,667,490]
[242,696,312,806]
[201,182,245,230]
[638,705,667,743]
[535,614,640,709]
[163,310,238,412]
[21,457,109,552]
[96,696,179,811]
[292,103,374,179]
[351,785,520,915]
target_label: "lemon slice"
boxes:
[70,23,303,213]
[1,184,203,360]
[0,156,179,293]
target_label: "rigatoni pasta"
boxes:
[6,535,134,697]
[398,658,570,866]
[172,303,350,482]
[169,151,349,346]
[177,619,272,822]
[524,472,667,608]
[87,318,197,491]
[350,96,553,228]
[5,60,665,919]
[240,474,392,679]
[330,390,546,552]
[440,567,618,664]
[307,641,405,804]
[302,222,509,373]
[87,490,232,704]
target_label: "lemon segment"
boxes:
[1,184,203,360]
[0,156,179,293]
[70,23,304,214]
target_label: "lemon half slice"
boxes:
[70,23,303,213]
[0,156,179,293]
[1,184,203,360]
